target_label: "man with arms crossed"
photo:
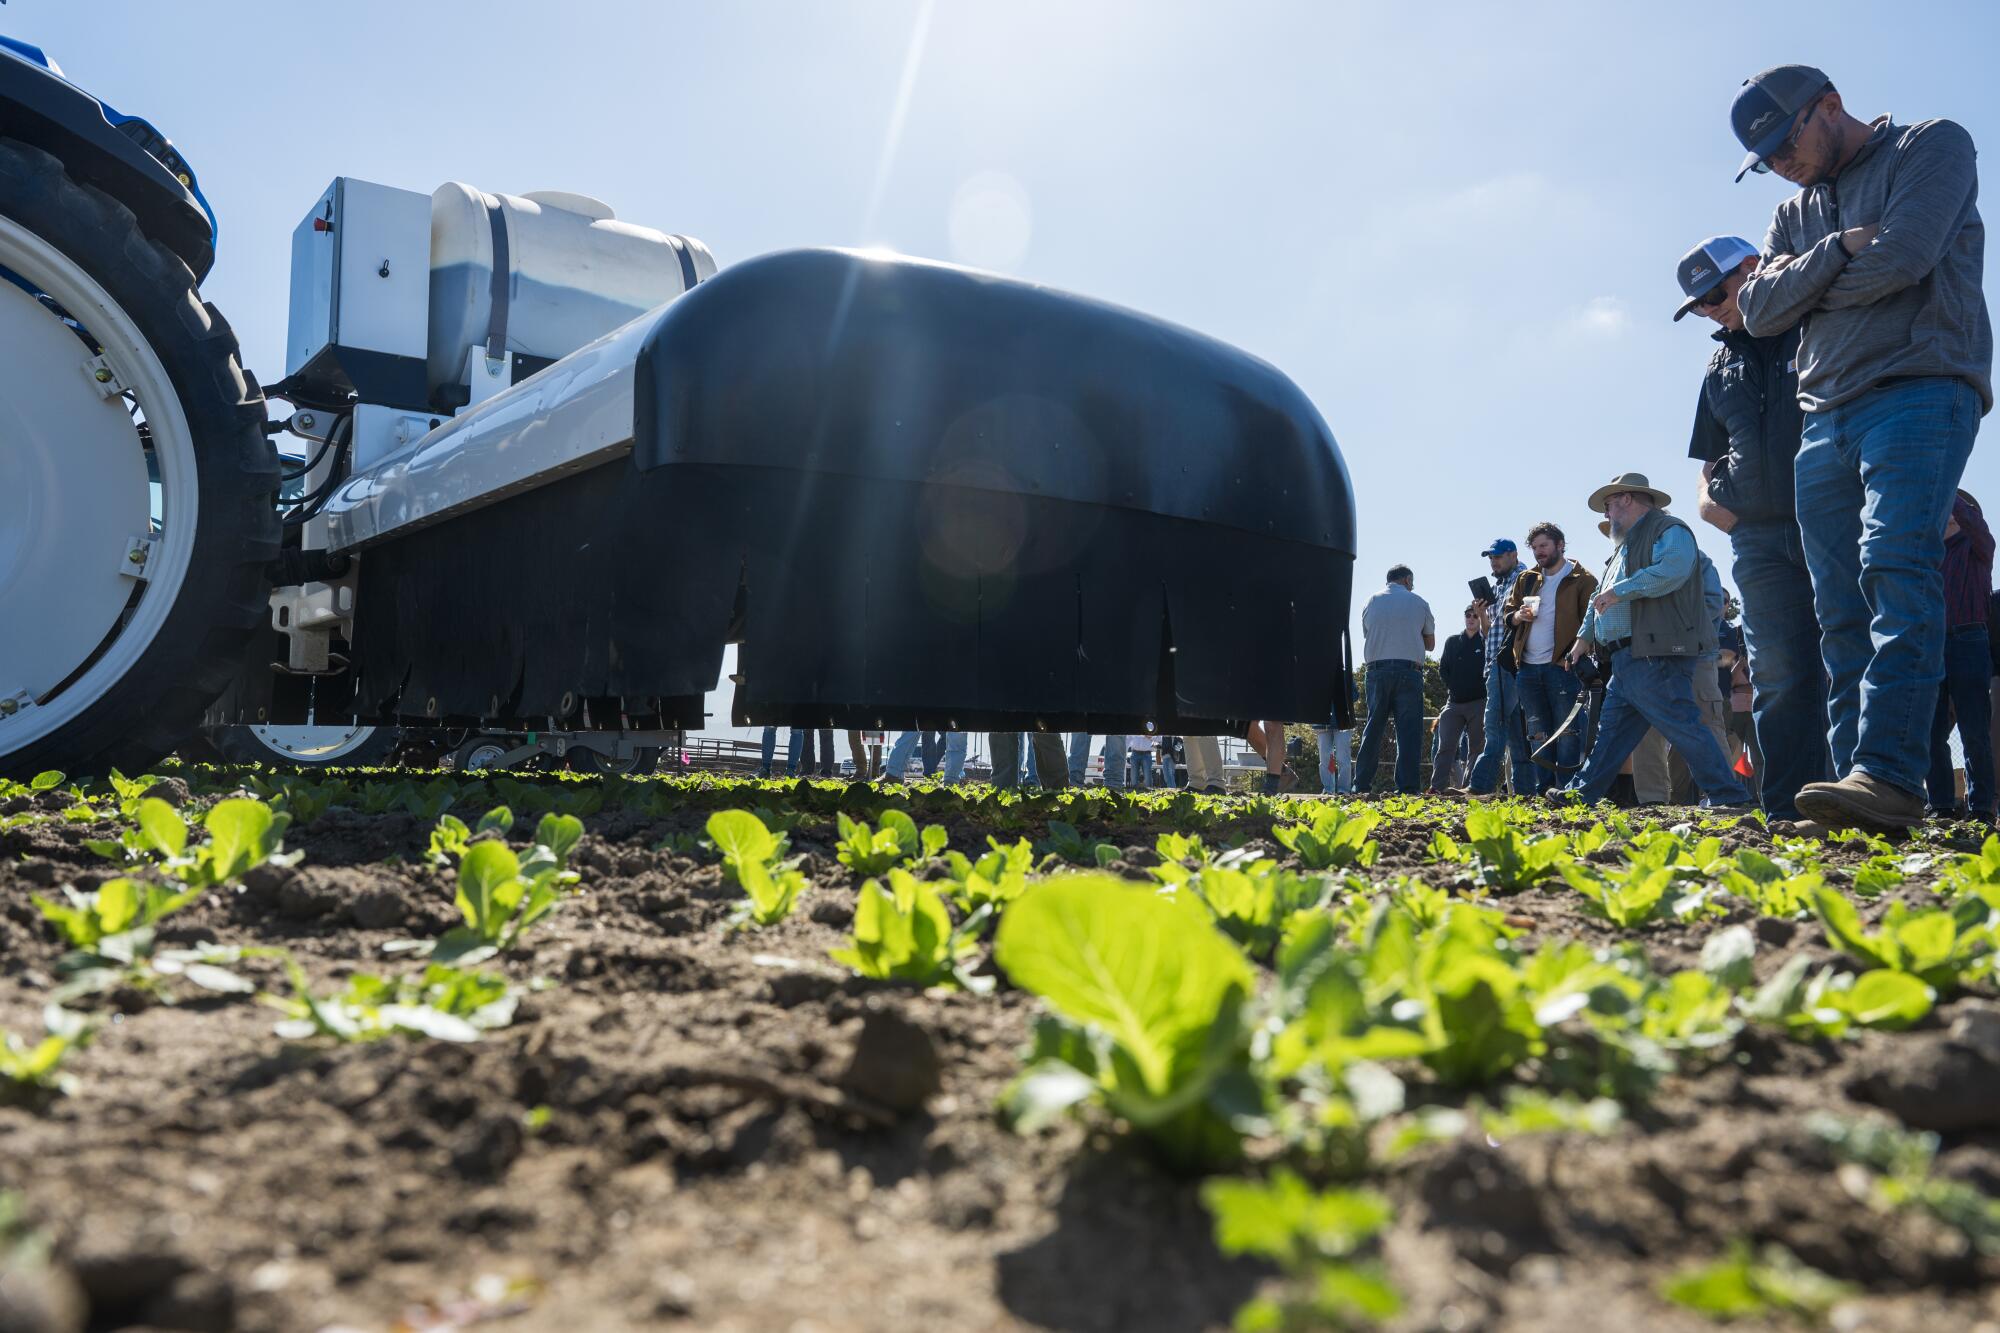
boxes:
[1463,539,1532,794]
[1732,64,1991,829]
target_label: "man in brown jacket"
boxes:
[1500,522,1600,792]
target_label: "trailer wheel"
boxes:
[452,735,517,772]
[210,723,402,769]
[0,139,277,779]
[566,745,660,776]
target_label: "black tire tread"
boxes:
[0,138,279,779]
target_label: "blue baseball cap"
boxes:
[1672,236,1761,321]
[1732,64,1831,181]
[1481,538,1517,557]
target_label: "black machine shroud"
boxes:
[333,249,1359,734]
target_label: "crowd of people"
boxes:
[749,65,1990,837]
[1350,63,1992,833]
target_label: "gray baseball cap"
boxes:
[1732,64,1832,181]
[1672,236,1761,320]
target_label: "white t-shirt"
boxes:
[1127,734,1155,752]
[1523,561,1571,664]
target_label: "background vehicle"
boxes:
[1,39,1357,780]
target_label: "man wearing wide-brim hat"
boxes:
[1557,473,1753,809]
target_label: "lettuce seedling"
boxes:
[829,868,987,991]
[1738,953,1935,1036]
[941,836,1034,913]
[996,875,1259,1167]
[1186,859,1335,962]
[1719,849,1822,918]
[35,877,274,1004]
[708,809,805,926]
[93,797,295,888]
[432,840,563,964]
[1201,1169,1400,1332]
[1808,1112,2000,1255]
[268,960,519,1043]
[1039,819,1117,868]
[0,1006,93,1103]
[1461,806,1568,891]
[1557,859,1677,928]
[1812,887,1994,990]
[427,806,514,867]
[1661,1242,1852,1322]
[836,810,947,876]
[1272,805,1380,871]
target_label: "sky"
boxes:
[10,1,2000,756]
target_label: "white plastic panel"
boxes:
[317,304,660,553]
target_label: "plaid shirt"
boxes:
[1485,566,1521,668]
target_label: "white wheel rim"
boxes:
[247,722,381,763]
[0,214,200,753]
[462,742,508,770]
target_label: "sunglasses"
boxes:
[1751,97,1820,175]
[1693,282,1731,310]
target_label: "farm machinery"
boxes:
[0,38,1359,780]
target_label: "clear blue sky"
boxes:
[11,1,1999,749]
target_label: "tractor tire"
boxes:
[0,139,278,780]
[566,744,660,776]
[209,723,402,769]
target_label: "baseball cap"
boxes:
[1480,538,1517,557]
[1732,64,1832,181]
[1672,236,1761,321]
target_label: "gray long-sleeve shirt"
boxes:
[1737,115,1991,415]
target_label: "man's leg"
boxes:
[1332,729,1354,793]
[1185,735,1222,790]
[1029,732,1069,789]
[1794,414,1872,778]
[1466,663,1511,793]
[1314,728,1338,791]
[1621,655,1752,804]
[1068,733,1092,785]
[785,728,805,777]
[990,732,1021,788]
[846,730,869,779]
[1630,729,1671,804]
[1928,684,1960,811]
[758,726,777,778]
[1845,381,1982,797]
[1430,704,1465,792]
[1353,668,1393,795]
[942,731,968,784]
[1101,734,1128,790]
[880,730,921,782]
[1393,666,1425,794]
[1515,663,1558,796]
[1566,654,1657,803]
[1729,521,1832,820]
[1948,626,1997,816]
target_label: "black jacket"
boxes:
[1687,325,1804,523]
[1438,632,1486,704]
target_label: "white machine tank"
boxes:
[427,182,717,397]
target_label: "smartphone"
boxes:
[1469,576,1494,602]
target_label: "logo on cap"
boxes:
[1748,109,1780,134]
[1689,265,1712,282]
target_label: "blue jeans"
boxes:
[1568,650,1752,805]
[1796,377,1981,797]
[1355,660,1425,794]
[1467,662,1530,794]
[1066,733,1130,787]
[1927,624,1997,814]
[1313,727,1355,792]
[883,729,925,781]
[758,726,805,777]
[1729,519,1832,820]
[1516,661,1582,795]
[941,732,968,783]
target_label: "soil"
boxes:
[4,778,2000,1333]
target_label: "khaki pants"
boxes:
[1184,735,1224,790]
[1638,666,1732,804]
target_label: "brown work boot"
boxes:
[1793,772,1926,832]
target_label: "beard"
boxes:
[1537,550,1565,572]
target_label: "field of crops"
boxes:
[4,765,2000,1333]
